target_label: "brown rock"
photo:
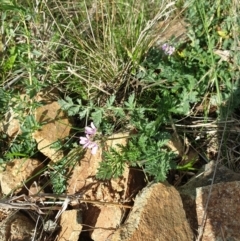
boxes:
[57,210,82,241]
[0,109,20,137]
[3,118,20,137]
[0,212,35,241]
[0,158,43,194]
[84,206,122,241]
[10,214,36,241]
[178,161,240,236]
[110,182,193,241]
[81,168,144,241]
[196,181,240,241]
[33,101,71,163]
[67,148,102,194]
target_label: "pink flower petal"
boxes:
[85,127,94,135]
[162,43,168,51]
[80,136,92,148]
[90,122,96,130]
[85,122,97,135]
[80,136,88,145]
[91,144,98,155]
[162,43,175,56]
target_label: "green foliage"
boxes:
[0,91,43,161]
[176,159,197,171]
[5,114,39,159]
[91,0,240,181]
[58,93,149,131]
[96,147,127,180]
[1,46,17,73]
[97,122,176,182]
[49,148,83,194]
[50,158,69,194]
[0,89,11,118]
[183,0,240,114]
[135,0,239,119]
[59,93,177,182]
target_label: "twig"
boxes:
[0,193,132,215]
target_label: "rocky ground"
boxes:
[0,98,240,241]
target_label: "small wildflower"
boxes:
[87,141,98,155]
[162,43,175,56]
[79,135,92,149]
[80,122,98,155]
[79,135,99,155]
[85,122,97,136]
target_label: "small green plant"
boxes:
[48,143,85,194]
[2,93,42,161]
[50,162,68,194]
[59,94,177,182]
[96,123,177,182]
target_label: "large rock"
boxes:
[179,161,240,239]
[0,212,35,241]
[84,205,123,241]
[33,101,71,163]
[0,158,43,194]
[196,181,240,241]
[109,182,193,241]
[57,210,82,241]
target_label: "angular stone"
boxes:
[67,148,102,194]
[1,116,20,137]
[84,206,122,241]
[81,167,145,241]
[57,210,82,241]
[0,158,43,194]
[178,161,240,235]
[110,182,193,241]
[10,214,36,241]
[33,101,71,163]
[0,212,35,241]
[196,181,240,240]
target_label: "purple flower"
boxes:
[80,135,98,155]
[162,43,168,51]
[80,135,92,148]
[87,141,98,155]
[85,122,97,136]
[80,122,98,155]
[162,43,175,55]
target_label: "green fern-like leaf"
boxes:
[96,147,126,180]
[91,109,103,126]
